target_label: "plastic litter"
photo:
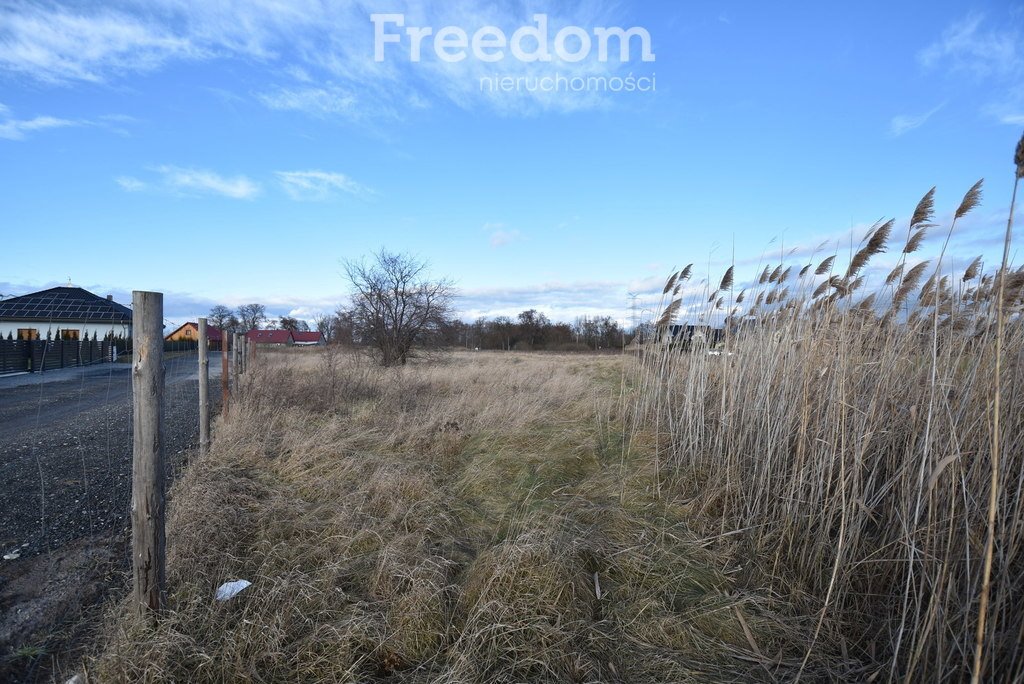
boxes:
[215,579,252,601]
[3,551,20,561]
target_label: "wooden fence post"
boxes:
[232,333,241,396]
[198,318,210,456]
[221,330,229,416]
[131,290,166,623]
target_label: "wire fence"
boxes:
[0,298,256,681]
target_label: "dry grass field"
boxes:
[87,349,830,682]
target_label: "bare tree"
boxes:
[236,303,267,331]
[278,316,310,332]
[344,250,454,366]
[313,313,336,343]
[208,305,239,331]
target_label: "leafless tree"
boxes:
[279,316,310,332]
[313,313,336,343]
[343,250,454,366]
[236,303,267,331]
[207,305,239,332]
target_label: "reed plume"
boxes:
[904,228,927,254]
[911,187,936,228]
[815,255,836,275]
[963,256,982,282]
[663,272,678,294]
[892,260,929,310]
[719,266,734,291]
[955,179,983,219]
[847,219,894,278]
[656,298,681,328]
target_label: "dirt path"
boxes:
[0,355,222,681]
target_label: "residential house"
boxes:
[165,321,223,348]
[0,286,131,341]
[245,329,294,346]
[291,331,325,346]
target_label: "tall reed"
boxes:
[629,133,1024,681]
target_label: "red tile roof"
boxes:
[246,329,294,344]
[291,331,324,343]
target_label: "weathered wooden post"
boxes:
[131,290,166,623]
[232,333,241,396]
[198,318,210,456]
[221,329,229,416]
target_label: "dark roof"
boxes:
[245,329,293,344]
[292,331,323,343]
[0,287,131,323]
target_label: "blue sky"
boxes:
[1,0,1022,327]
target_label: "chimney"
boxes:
[106,295,113,301]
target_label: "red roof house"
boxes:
[165,321,223,345]
[245,329,294,346]
[291,331,325,346]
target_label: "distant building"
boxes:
[0,286,131,341]
[664,324,724,347]
[165,321,223,347]
[291,331,325,346]
[245,329,294,346]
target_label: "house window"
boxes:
[17,328,38,341]
[185,328,192,337]
[61,329,80,340]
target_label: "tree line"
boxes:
[208,250,631,366]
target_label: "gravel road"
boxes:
[0,354,223,681]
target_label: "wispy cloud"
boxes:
[0,113,80,140]
[115,175,146,192]
[275,170,374,201]
[889,103,944,137]
[485,225,520,246]
[153,165,261,199]
[918,13,1021,78]
[0,2,199,84]
[257,85,359,118]
[0,1,653,118]
[919,13,1023,125]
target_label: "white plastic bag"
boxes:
[215,579,252,601]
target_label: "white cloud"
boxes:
[456,274,671,324]
[0,1,652,118]
[115,175,146,191]
[0,2,199,83]
[489,228,522,247]
[154,165,260,199]
[257,85,359,118]
[918,14,1023,126]
[0,113,80,140]
[889,103,944,137]
[275,170,374,201]
[918,13,1021,78]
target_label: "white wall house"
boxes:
[0,286,132,341]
